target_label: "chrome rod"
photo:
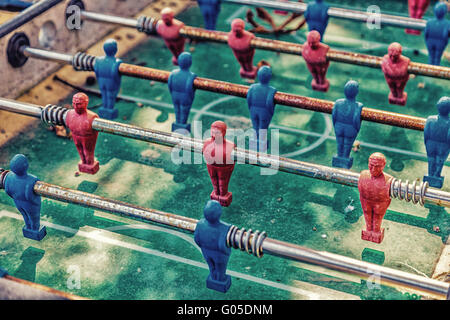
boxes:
[80,10,138,28]
[0,178,446,299]
[222,0,427,30]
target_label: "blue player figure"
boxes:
[423,96,450,188]
[94,39,123,120]
[3,154,46,241]
[197,0,221,30]
[194,200,232,293]
[0,267,7,278]
[246,66,277,152]
[424,2,450,66]
[168,52,197,134]
[332,80,363,169]
[304,0,330,41]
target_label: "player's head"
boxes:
[103,39,118,57]
[211,120,227,142]
[203,200,222,224]
[72,92,89,114]
[10,154,29,176]
[257,66,272,85]
[307,30,321,48]
[231,19,245,36]
[178,52,192,70]
[161,7,174,24]
[368,152,386,177]
[437,96,450,117]
[434,2,447,19]
[344,80,359,100]
[388,42,402,62]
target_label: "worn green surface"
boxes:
[0,1,448,300]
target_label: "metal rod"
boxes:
[0,178,447,299]
[80,10,138,28]
[0,0,65,38]
[0,98,448,209]
[22,46,73,64]
[2,275,86,300]
[78,10,450,80]
[222,0,428,30]
[20,46,429,131]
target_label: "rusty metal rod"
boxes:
[0,98,449,209]
[0,177,447,299]
[119,63,427,131]
[20,46,428,131]
[78,10,450,80]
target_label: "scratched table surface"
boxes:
[0,0,448,300]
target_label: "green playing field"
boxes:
[0,0,448,300]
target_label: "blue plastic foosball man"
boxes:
[194,200,232,293]
[3,154,46,241]
[0,267,7,278]
[424,2,450,66]
[94,39,123,120]
[246,66,277,152]
[197,0,221,30]
[168,52,197,134]
[304,0,330,41]
[332,80,363,169]
[423,97,450,188]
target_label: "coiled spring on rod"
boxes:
[390,178,428,206]
[72,52,96,71]
[0,169,9,189]
[40,104,68,126]
[137,16,158,35]
[226,226,267,258]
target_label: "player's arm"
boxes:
[353,102,363,131]
[168,73,173,93]
[25,177,39,205]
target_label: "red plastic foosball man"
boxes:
[157,7,186,65]
[227,19,258,79]
[381,43,410,106]
[302,30,330,92]
[65,93,100,175]
[358,153,393,244]
[203,121,236,207]
[406,0,430,35]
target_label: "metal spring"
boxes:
[137,16,157,35]
[0,169,9,190]
[40,104,68,126]
[226,225,267,258]
[72,52,96,71]
[390,178,428,206]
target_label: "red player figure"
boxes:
[406,0,430,35]
[227,19,258,79]
[358,153,393,244]
[65,93,100,175]
[302,30,330,92]
[381,42,410,106]
[203,121,236,207]
[157,7,186,65]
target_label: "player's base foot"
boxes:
[22,225,47,241]
[388,92,407,106]
[78,161,100,175]
[206,274,231,293]
[0,267,7,277]
[423,175,444,188]
[172,122,191,134]
[311,79,330,92]
[240,66,258,79]
[98,107,119,120]
[332,155,353,169]
[405,28,421,35]
[361,229,384,243]
[211,192,232,207]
